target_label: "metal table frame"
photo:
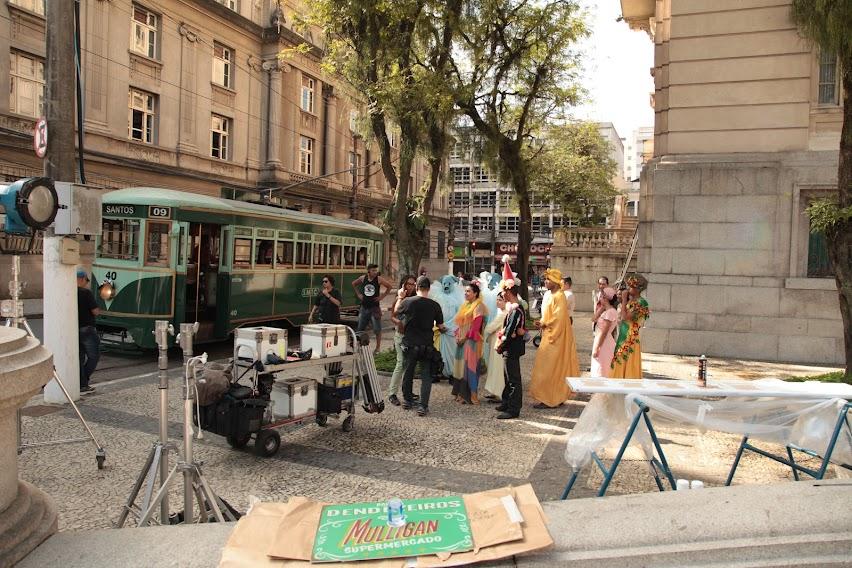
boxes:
[561,399,676,499]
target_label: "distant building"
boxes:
[620,0,844,364]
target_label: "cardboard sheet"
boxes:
[219,484,552,567]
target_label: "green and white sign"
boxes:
[312,497,473,562]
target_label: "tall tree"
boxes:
[791,0,852,381]
[449,0,587,298]
[529,122,619,226]
[311,0,460,276]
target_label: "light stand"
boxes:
[4,254,106,468]
[116,320,175,527]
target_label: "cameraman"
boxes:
[396,276,446,416]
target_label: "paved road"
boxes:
[17,312,844,532]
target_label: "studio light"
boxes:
[0,177,59,234]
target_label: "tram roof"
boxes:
[103,187,384,236]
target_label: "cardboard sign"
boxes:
[312,497,473,562]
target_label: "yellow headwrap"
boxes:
[543,268,562,286]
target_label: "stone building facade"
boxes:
[0,0,448,298]
[620,0,844,364]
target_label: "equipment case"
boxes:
[301,324,349,357]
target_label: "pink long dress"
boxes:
[590,307,617,378]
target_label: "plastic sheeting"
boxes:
[565,393,852,472]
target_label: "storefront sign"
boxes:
[497,243,551,255]
[312,497,473,562]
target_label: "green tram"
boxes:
[92,187,384,350]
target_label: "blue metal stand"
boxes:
[726,402,852,485]
[561,400,677,499]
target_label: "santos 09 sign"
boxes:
[312,496,473,562]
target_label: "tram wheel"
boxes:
[341,416,354,432]
[254,430,281,457]
[227,433,252,449]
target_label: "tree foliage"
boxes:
[449,0,588,296]
[791,0,852,381]
[528,122,619,226]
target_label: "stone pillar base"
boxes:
[0,480,57,567]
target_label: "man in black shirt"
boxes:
[352,264,394,351]
[309,275,343,324]
[77,269,100,393]
[495,275,526,419]
[396,276,446,416]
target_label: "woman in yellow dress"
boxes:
[611,274,650,379]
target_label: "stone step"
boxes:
[0,481,57,567]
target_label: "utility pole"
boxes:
[43,0,80,403]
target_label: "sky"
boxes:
[574,0,655,144]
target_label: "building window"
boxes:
[450,192,469,208]
[212,43,232,88]
[301,76,315,113]
[211,114,230,160]
[450,142,464,159]
[215,0,237,10]
[299,136,314,174]
[131,5,158,59]
[9,51,44,118]
[348,152,361,185]
[472,216,493,232]
[626,200,638,217]
[349,109,358,132]
[145,221,170,267]
[453,217,469,233]
[128,89,156,144]
[473,167,493,183]
[499,216,519,232]
[818,50,839,105]
[531,217,548,235]
[451,166,471,185]
[472,192,496,208]
[437,231,445,257]
[9,0,44,15]
[807,231,831,277]
[499,192,513,208]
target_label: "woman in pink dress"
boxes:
[590,287,618,378]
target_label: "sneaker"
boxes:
[496,412,518,420]
[80,385,95,394]
[402,400,414,410]
[416,406,428,416]
[388,394,401,406]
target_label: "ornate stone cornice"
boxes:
[178,22,199,42]
[262,58,291,73]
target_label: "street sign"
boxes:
[446,244,453,253]
[447,251,455,261]
[33,117,47,158]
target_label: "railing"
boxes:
[552,227,635,254]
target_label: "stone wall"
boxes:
[638,152,844,365]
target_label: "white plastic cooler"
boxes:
[301,324,350,357]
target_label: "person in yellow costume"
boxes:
[611,274,650,379]
[529,268,579,409]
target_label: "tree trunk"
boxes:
[502,145,531,301]
[829,67,852,381]
[392,139,418,278]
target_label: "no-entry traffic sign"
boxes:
[33,117,47,158]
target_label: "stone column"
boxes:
[0,327,57,566]
[263,60,284,168]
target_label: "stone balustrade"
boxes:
[552,227,635,254]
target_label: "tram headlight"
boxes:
[0,177,59,234]
[99,279,117,301]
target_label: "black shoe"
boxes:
[486,397,502,404]
[532,402,553,409]
[495,405,507,412]
[80,385,95,394]
[497,412,519,420]
[416,406,428,416]
[388,394,400,406]
[402,400,414,410]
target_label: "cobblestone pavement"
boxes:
[17,312,843,532]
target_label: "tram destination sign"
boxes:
[312,496,473,562]
[102,204,172,219]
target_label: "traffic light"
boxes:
[470,241,477,251]
[0,177,59,234]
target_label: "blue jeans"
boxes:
[402,348,435,409]
[78,326,100,389]
[388,332,405,396]
[356,305,382,332]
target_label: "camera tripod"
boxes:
[118,322,236,526]
[3,255,106,469]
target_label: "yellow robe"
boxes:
[610,343,642,379]
[530,290,579,407]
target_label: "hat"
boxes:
[76,269,89,281]
[624,273,648,292]
[543,268,562,286]
[499,258,517,291]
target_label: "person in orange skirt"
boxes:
[529,268,579,409]
[611,274,650,379]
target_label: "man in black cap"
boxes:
[396,276,446,416]
[77,268,100,393]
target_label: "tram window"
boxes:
[329,244,342,268]
[233,238,252,268]
[313,243,327,267]
[255,239,274,267]
[275,240,294,267]
[356,246,368,268]
[99,219,139,261]
[343,246,355,268]
[145,221,171,266]
[295,241,311,267]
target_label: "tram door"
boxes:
[187,222,222,340]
